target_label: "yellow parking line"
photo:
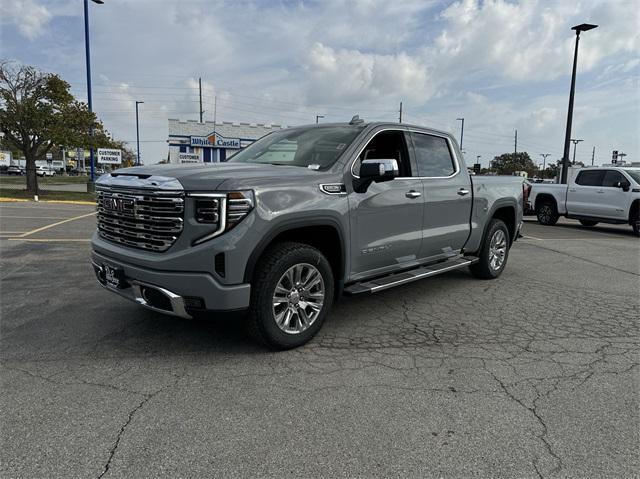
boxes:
[8,238,91,242]
[16,211,96,238]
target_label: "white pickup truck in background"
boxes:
[529,166,640,237]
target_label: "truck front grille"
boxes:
[96,188,185,252]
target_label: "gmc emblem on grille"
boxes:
[104,197,132,212]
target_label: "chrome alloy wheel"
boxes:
[272,263,325,334]
[488,229,507,271]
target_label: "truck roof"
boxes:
[290,121,455,140]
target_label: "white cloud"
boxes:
[431,0,640,81]
[0,0,52,40]
[305,43,432,103]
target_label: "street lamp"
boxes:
[560,23,598,183]
[135,101,144,166]
[83,0,103,184]
[456,118,464,150]
[315,115,325,124]
[571,138,583,165]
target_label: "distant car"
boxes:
[35,165,55,177]
[7,165,25,175]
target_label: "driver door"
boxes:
[347,129,424,280]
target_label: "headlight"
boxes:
[225,191,254,230]
[190,190,254,245]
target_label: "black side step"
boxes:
[344,256,478,295]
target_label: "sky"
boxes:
[1,0,638,167]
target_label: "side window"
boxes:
[410,132,456,177]
[602,170,626,187]
[355,130,412,177]
[575,170,604,186]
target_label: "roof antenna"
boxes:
[349,115,364,125]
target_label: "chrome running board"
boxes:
[344,256,478,295]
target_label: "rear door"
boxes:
[348,129,424,278]
[409,131,472,260]
[567,170,605,216]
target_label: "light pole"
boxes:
[571,139,583,165]
[83,0,103,184]
[315,115,325,124]
[135,101,144,166]
[560,23,598,183]
[456,118,464,150]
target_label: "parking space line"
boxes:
[0,216,70,219]
[8,238,91,242]
[15,212,96,238]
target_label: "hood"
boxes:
[105,162,332,191]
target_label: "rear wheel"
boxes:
[247,242,334,350]
[469,219,510,279]
[536,201,559,225]
[579,220,598,227]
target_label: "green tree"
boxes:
[490,152,537,177]
[0,61,110,193]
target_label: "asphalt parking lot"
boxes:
[1,201,638,478]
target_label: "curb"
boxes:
[0,197,95,205]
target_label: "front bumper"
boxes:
[92,250,251,318]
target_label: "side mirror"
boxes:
[360,159,399,180]
[354,159,399,193]
[615,181,630,192]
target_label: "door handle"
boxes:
[569,188,577,192]
[597,190,604,193]
[405,190,421,199]
[457,188,470,196]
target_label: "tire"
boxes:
[536,201,559,225]
[579,220,598,227]
[632,211,640,238]
[469,219,510,280]
[247,242,334,350]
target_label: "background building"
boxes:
[167,119,282,164]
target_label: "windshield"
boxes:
[625,169,640,184]
[228,125,364,169]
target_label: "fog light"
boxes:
[184,296,205,310]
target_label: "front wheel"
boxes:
[469,219,510,279]
[247,242,334,350]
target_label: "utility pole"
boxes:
[198,77,204,123]
[591,146,595,166]
[213,96,217,129]
[571,138,583,164]
[540,153,551,173]
[315,115,325,124]
[456,118,464,150]
[135,100,144,166]
[399,101,403,123]
[514,129,518,155]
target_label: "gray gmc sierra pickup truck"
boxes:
[92,119,525,349]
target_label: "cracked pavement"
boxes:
[1,207,638,478]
